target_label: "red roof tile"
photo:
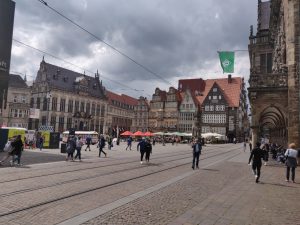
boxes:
[106,90,138,106]
[179,77,242,108]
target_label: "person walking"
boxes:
[145,138,152,163]
[249,140,253,152]
[0,137,17,166]
[284,143,298,183]
[75,136,84,161]
[98,135,107,157]
[243,141,247,152]
[85,135,92,151]
[126,137,132,150]
[192,138,202,169]
[107,136,113,150]
[66,136,76,161]
[39,135,44,151]
[11,135,24,166]
[248,142,264,183]
[137,137,146,164]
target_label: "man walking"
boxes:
[98,135,107,157]
[126,136,132,150]
[145,138,152,163]
[248,142,264,183]
[192,139,202,169]
[137,137,146,164]
[85,135,92,151]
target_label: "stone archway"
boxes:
[258,105,287,146]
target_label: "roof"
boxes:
[36,61,106,99]
[179,77,242,108]
[178,78,206,93]
[106,90,138,107]
[9,74,28,89]
[258,1,271,31]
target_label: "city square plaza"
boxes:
[0,142,299,225]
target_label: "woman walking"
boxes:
[75,136,84,161]
[285,143,298,183]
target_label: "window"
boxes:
[80,102,85,112]
[213,88,217,92]
[14,109,18,117]
[91,103,96,116]
[219,95,222,100]
[18,109,22,118]
[101,105,105,117]
[75,101,79,112]
[67,118,72,130]
[51,116,56,130]
[209,96,211,100]
[60,99,66,112]
[13,95,18,103]
[52,97,57,111]
[58,117,64,132]
[205,105,209,111]
[86,102,90,115]
[96,105,100,116]
[42,97,47,111]
[42,116,47,125]
[260,53,272,74]
[210,105,214,111]
[22,96,26,103]
[213,96,217,100]
[30,98,34,108]
[36,97,40,109]
[68,100,73,113]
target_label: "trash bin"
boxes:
[61,143,66,153]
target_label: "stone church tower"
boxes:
[248,0,300,146]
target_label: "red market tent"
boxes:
[133,131,144,136]
[120,131,133,136]
[143,131,153,136]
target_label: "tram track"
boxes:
[0,145,237,184]
[0,147,241,218]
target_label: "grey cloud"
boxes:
[12,0,257,97]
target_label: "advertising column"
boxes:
[0,0,15,109]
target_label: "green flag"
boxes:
[218,51,234,73]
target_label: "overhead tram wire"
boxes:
[12,39,145,93]
[36,0,174,86]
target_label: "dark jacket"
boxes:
[192,142,202,154]
[145,142,152,153]
[248,147,264,165]
[137,140,146,152]
[99,137,106,148]
[11,139,23,155]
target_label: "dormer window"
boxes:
[213,88,217,92]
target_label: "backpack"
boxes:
[4,141,13,153]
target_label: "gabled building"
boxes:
[1,74,30,128]
[179,75,248,142]
[30,59,107,133]
[148,88,166,132]
[106,91,138,136]
[132,96,149,132]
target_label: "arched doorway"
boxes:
[258,105,287,146]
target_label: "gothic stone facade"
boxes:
[248,0,300,146]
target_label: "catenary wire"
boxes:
[36,0,174,86]
[12,39,146,94]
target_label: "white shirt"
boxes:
[285,148,298,158]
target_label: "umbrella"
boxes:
[154,132,165,136]
[133,131,144,136]
[144,131,153,136]
[120,131,133,136]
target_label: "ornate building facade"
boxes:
[106,91,137,136]
[248,0,300,146]
[131,96,149,132]
[29,59,108,133]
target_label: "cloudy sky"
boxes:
[11,0,258,98]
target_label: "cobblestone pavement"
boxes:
[0,143,299,225]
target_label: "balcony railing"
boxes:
[249,73,288,89]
